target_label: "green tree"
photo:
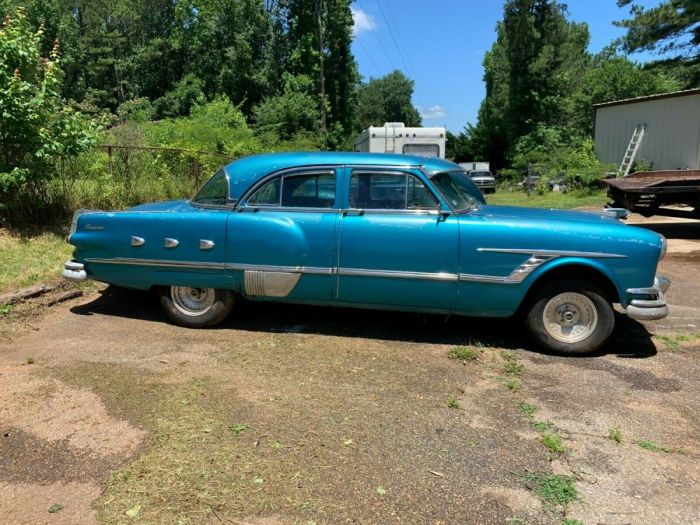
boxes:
[615,0,700,86]
[0,7,97,218]
[572,54,681,132]
[462,0,590,169]
[286,0,359,135]
[252,73,320,139]
[356,70,421,129]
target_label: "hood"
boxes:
[129,199,193,212]
[475,205,621,225]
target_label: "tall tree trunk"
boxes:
[315,0,327,133]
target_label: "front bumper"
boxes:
[625,275,670,321]
[62,260,87,282]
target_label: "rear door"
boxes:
[227,168,340,301]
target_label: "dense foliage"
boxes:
[448,0,690,191]
[0,8,98,219]
[0,1,428,221]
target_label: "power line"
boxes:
[355,35,382,77]
[375,0,429,115]
[355,0,397,75]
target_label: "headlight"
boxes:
[659,235,667,261]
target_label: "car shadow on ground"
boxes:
[70,286,657,359]
[635,220,700,240]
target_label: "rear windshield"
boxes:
[192,169,228,206]
[469,171,492,177]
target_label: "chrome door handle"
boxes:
[341,209,364,216]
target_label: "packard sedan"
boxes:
[63,152,669,355]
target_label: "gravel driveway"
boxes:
[1,258,698,525]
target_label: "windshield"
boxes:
[469,171,492,178]
[431,170,485,212]
[192,169,228,206]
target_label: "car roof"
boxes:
[224,151,462,200]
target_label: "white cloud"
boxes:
[351,6,377,35]
[419,105,447,120]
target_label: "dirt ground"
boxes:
[1,241,699,523]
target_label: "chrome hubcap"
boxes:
[542,292,598,343]
[171,286,215,317]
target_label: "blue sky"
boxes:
[351,0,663,133]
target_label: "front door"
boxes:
[336,168,459,311]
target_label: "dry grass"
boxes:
[0,228,72,293]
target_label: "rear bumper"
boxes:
[625,275,670,321]
[62,260,87,282]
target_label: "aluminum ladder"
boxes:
[618,124,646,177]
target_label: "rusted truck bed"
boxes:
[604,170,700,218]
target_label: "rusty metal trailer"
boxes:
[604,170,700,218]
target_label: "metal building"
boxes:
[593,88,700,171]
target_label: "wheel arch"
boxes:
[517,261,622,315]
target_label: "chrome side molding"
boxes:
[130,236,145,247]
[199,239,215,250]
[164,238,179,248]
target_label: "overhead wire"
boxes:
[374,0,430,117]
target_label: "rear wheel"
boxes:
[159,286,234,328]
[525,280,614,355]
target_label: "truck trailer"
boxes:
[354,122,446,159]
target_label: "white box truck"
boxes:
[354,122,446,158]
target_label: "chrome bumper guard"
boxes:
[625,275,670,321]
[62,260,87,282]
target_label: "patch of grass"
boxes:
[503,360,524,376]
[487,189,607,210]
[500,350,517,361]
[634,438,671,453]
[608,427,623,443]
[561,520,584,525]
[655,332,700,351]
[25,356,35,365]
[541,432,565,454]
[447,397,461,409]
[518,403,536,419]
[448,346,479,362]
[0,304,13,316]
[0,229,72,293]
[531,420,554,432]
[524,473,578,507]
[505,379,521,392]
[47,503,64,513]
[228,423,248,436]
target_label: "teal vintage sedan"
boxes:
[63,152,669,355]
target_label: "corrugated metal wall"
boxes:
[594,93,700,170]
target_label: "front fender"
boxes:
[521,257,625,304]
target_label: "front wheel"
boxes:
[159,286,234,328]
[525,280,614,355]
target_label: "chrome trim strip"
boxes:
[85,257,225,270]
[476,248,627,259]
[225,263,333,275]
[239,206,339,213]
[338,268,458,281]
[459,273,510,284]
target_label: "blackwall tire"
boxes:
[525,280,614,355]
[159,286,234,328]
